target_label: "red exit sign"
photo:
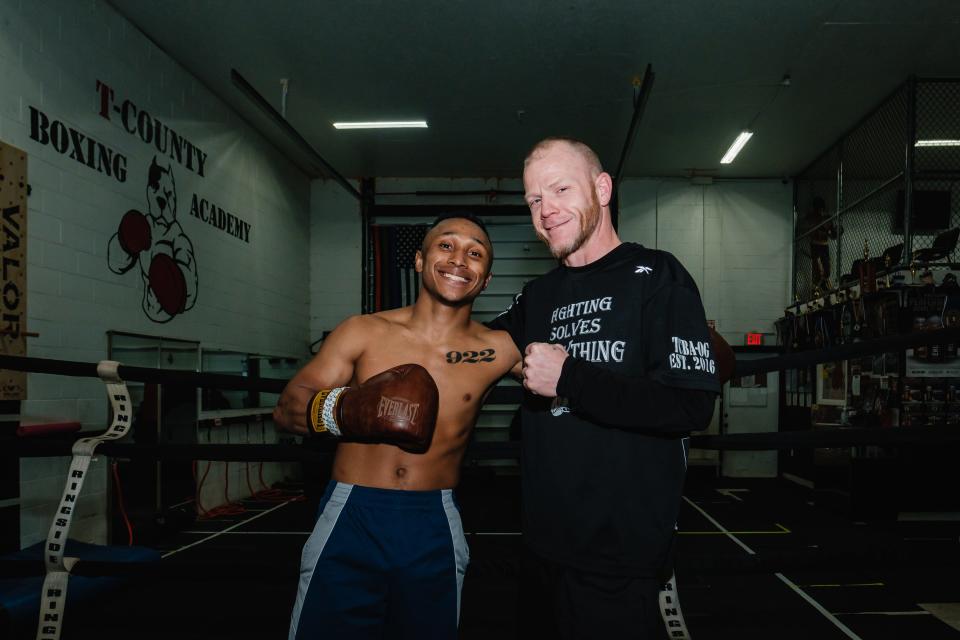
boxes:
[746,332,763,346]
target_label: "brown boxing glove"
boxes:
[306,363,439,452]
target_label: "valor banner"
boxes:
[0,140,27,400]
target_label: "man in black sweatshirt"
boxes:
[489,137,720,639]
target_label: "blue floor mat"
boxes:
[0,539,160,639]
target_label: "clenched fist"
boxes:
[522,342,568,398]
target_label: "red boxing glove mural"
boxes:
[108,157,198,322]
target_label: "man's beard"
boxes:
[538,192,602,261]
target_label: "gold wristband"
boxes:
[307,387,345,436]
[308,390,333,434]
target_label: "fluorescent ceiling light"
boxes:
[332,120,428,129]
[720,131,753,164]
[915,139,960,147]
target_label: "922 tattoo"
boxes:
[446,349,496,364]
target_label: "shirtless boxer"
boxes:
[273,213,520,640]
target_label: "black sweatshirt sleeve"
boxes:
[554,252,719,434]
[484,287,527,349]
[556,356,716,434]
[643,273,721,393]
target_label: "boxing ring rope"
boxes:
[4,327,960,639]
[733,325,960,377]
[9,424,960,462]
[0,355,287,640]
[0,354,287,392]
[5,323,959,394]
[7,325,960,463]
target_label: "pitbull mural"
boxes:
[108,157,198,322]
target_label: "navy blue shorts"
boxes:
[288,481,469,640]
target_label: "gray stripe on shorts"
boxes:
[441,489,470,623]
[288,482,353,640]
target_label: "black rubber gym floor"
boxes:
[40,469,960,639]
[673,474,960,639]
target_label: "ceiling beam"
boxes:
[230,69,362,202]
[613,64,656,191]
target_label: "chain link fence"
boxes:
[794,148,839,302]
[912,79,960,259]
[793,79,960,301]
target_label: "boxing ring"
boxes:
[3,327,960,639]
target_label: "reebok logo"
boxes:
[635,265,653,275]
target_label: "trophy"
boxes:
[859,240,876,294]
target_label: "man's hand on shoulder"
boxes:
[478,326,523,376]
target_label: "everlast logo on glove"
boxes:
[377,396,421,424]
[306,364,440,452]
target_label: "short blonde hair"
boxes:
[523,137,604,177]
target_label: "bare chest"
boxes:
[354,336,509,423]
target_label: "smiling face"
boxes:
[415,217,493,307]
[523,140,609,263]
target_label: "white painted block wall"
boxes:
[619,179,794,340]
[2,0,311,549]
[619,178,793,470]
[309,179,362,339]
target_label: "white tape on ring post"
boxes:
[659,572,691,640]
[36,361,132,640]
